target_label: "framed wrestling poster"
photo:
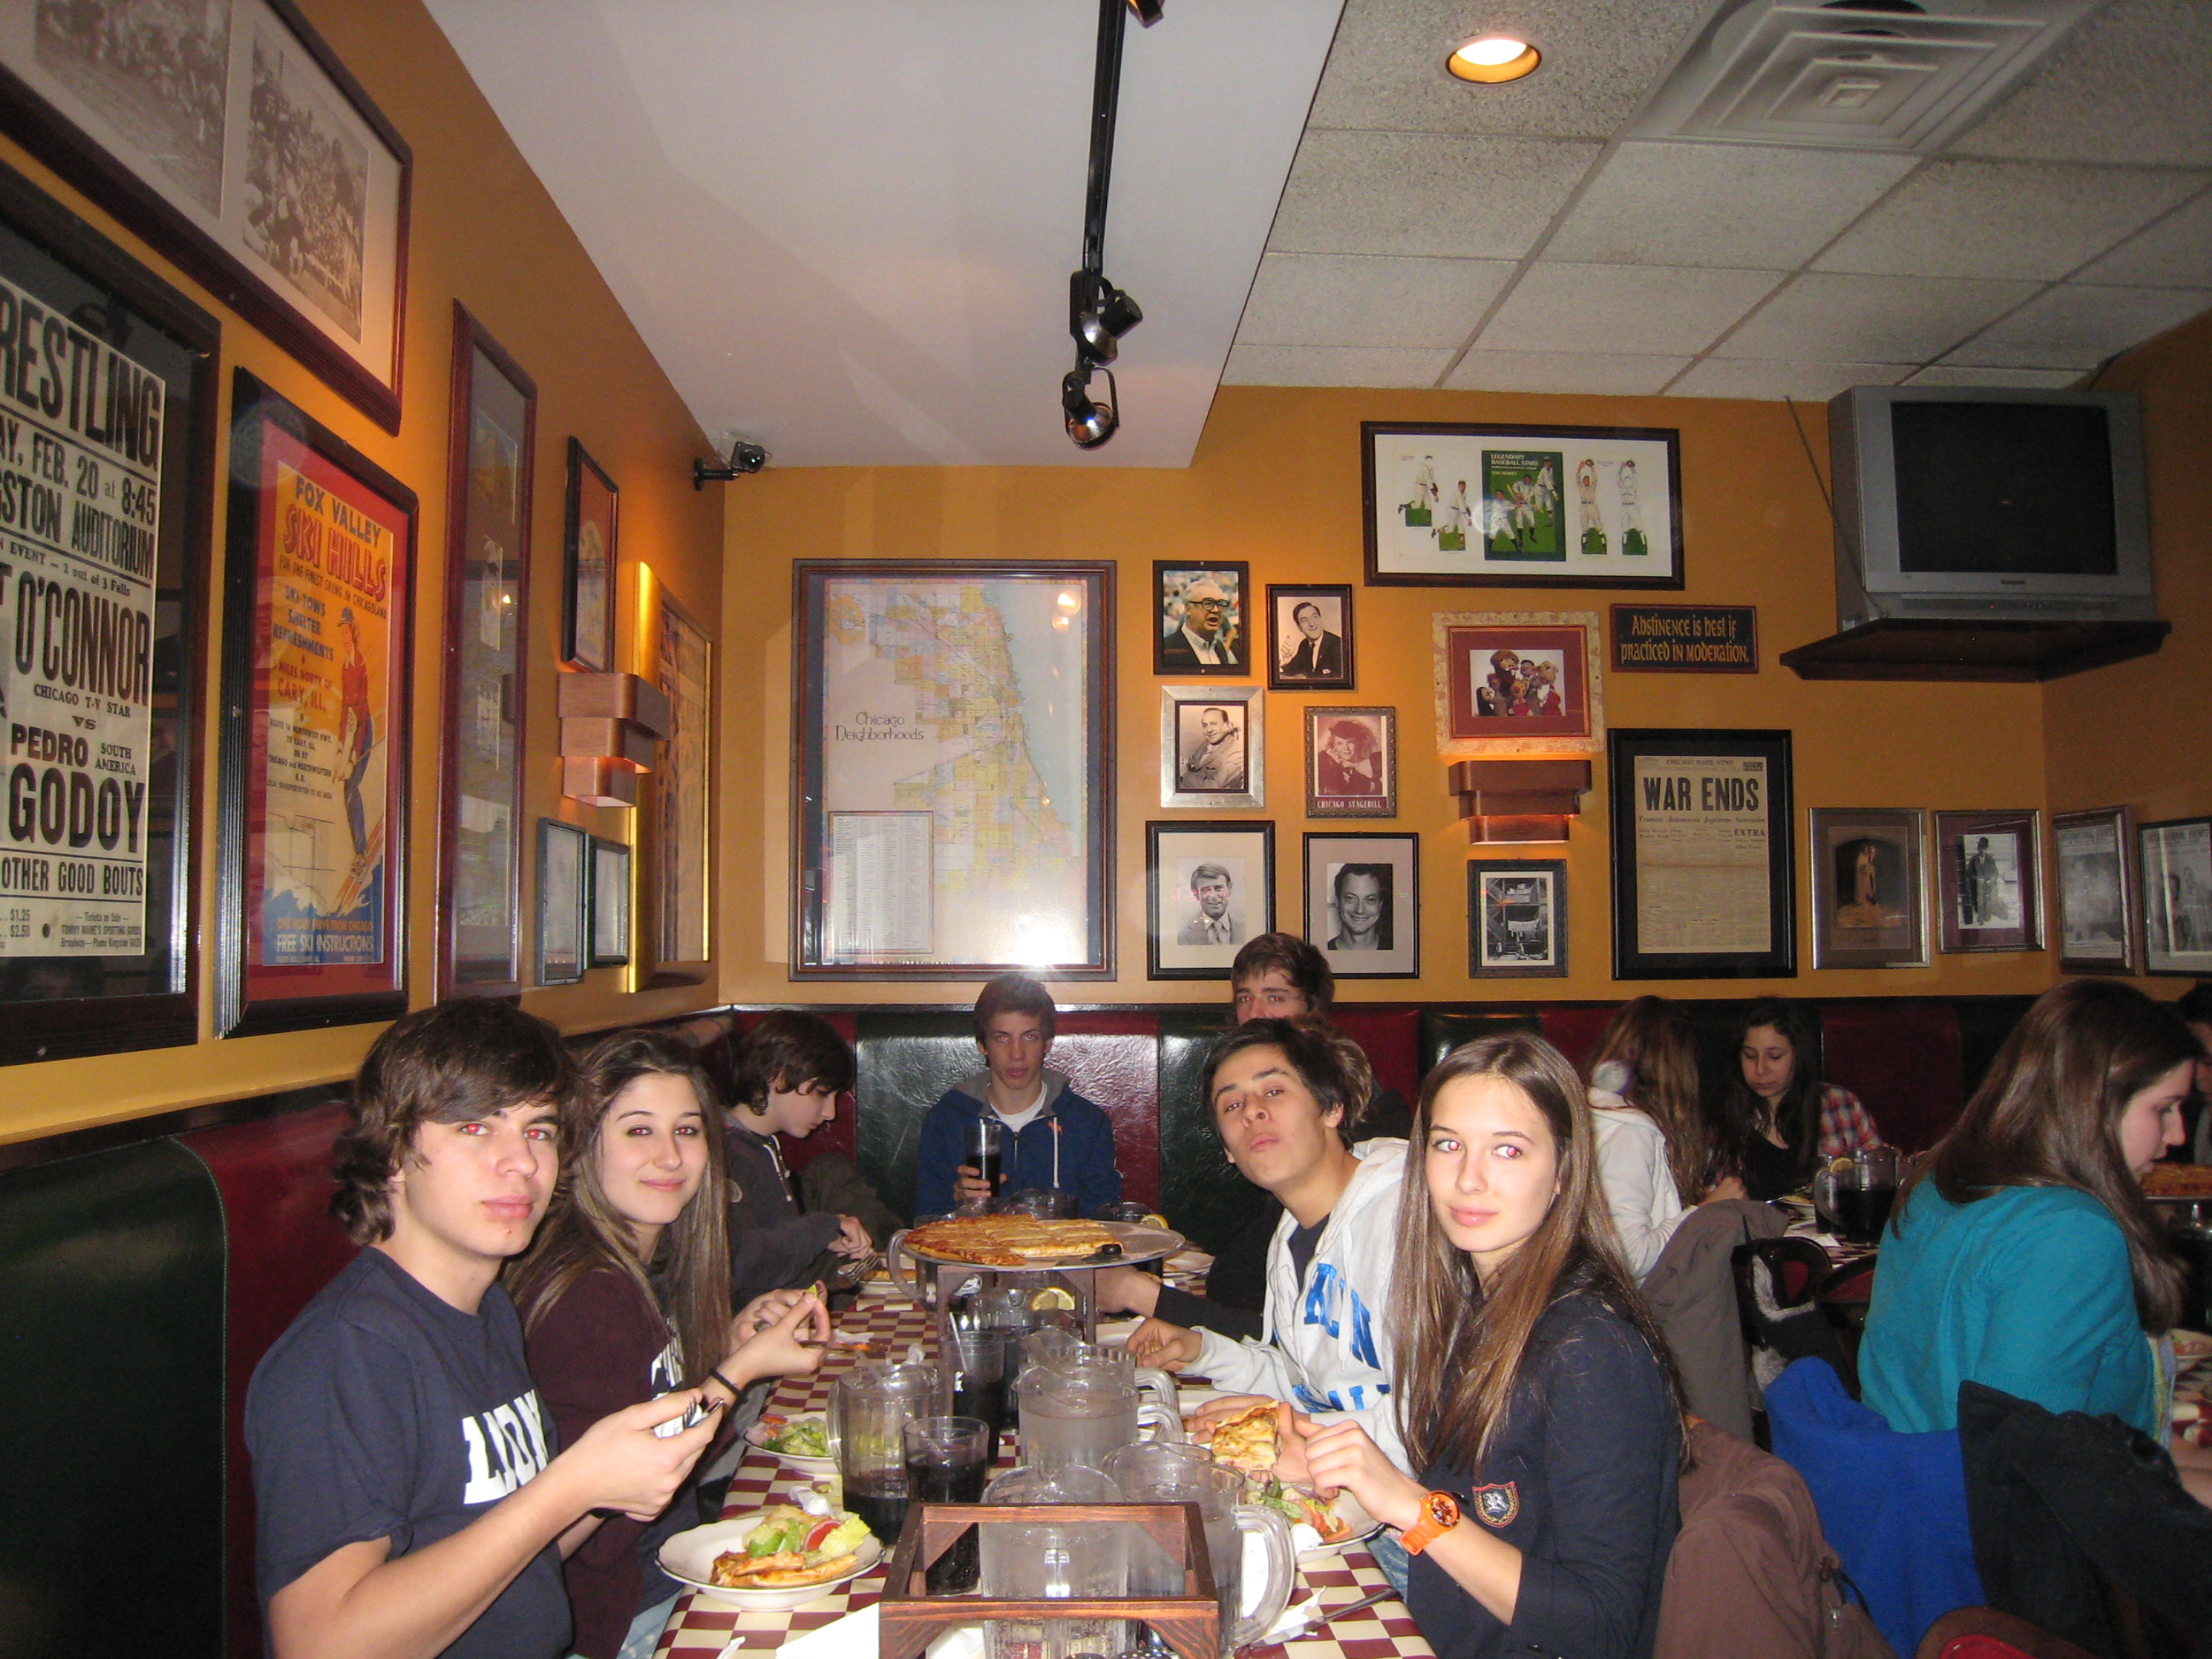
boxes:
[216,370,415,1035]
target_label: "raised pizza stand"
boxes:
[888,1220,1185,1374]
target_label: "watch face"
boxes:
[1427,1492,1459,1526]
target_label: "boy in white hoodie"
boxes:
[1128,1016,1410,1476]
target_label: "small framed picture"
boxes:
[1469,859,1568,978]
[1154,562,1250,675]
[562,439,618,672]
[1162,685,1263,809]
[1305,707,1396,818]
[2053,806,2139,974]
[1148,821,1274,979]
[1810,808,1928,969]
[590,836,632,969]
[1305,833,1419,979]
[536,818,589,985]
[1267,585,1353,690]
[1934,811,2042,954]
[2139,816,2212,977]
[1434,612,1604,757]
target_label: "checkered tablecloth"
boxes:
[651,1290,1430,1659]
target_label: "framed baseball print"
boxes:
[1365,422,1683,589]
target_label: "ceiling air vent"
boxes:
[1634,0,2099,153]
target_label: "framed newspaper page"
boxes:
[216,369,415,1035]
[1608,729,1794,981]
[2053,805,2139,975]
[0,162,218,1066]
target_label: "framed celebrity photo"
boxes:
[1148,821,1274,980]
[1811,808,1928,969]
[1365,422,1683,589]
[1305,707,1395,818]
[1469,859,1568,978]
[1161,685,1263,810]
[1267,585,1353,690]
[1934,810,2042,954]
[2139,816,2212,977]
[1304,833,1418,979]
[2053,806,2139,975]
[1434,612,1604,758]
[1154,561,1249,676]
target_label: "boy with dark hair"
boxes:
[1230,932,1334,1022]
[912,973,1123,1219]
[247,999,719,1659]
[723,1010,874,1306]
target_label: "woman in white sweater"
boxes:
[1582,998,1732,1278]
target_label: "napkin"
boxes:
[757,1605,984,1659]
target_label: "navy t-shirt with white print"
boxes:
[246,1248,571,1659]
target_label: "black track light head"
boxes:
[1062,365,1119,449]
[1069,269,1144,369]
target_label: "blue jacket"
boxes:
[912,1069,1122,1220]
[1767,1358,1982,1659]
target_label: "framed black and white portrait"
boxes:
[1304,833,1417,979]
[1934,810,2041,955]
[1267,585,1353,690]
[1148,821,1273,980]
[1469,859,1568,978]
[1305,707,1395,818]
[1161,685,1262,810]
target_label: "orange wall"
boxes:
[1,0,724,1143]
[2043,310,2212,991]
[719,384,2058,1009]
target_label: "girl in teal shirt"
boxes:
[1862,980,2196,1449]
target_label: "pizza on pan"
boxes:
[904,1214,1125,1267]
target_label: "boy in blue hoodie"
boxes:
[912,974,1122,1220]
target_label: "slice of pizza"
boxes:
[1207,1401,1283,1475]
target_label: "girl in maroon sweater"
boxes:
[509,1030,830,1659]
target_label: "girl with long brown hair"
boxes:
[1860,980,2199,1454]
[508,1030,831,1659]
[1583,995,1727,1276]
[1299,1033,1683,1659]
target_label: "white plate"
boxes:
[1288,1485,1382,1564]
[660,1510,882,1610]
[746,1412,837,1474]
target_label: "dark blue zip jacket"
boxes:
[912,1068,1122,1220]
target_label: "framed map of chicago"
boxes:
[792,561,1114,980]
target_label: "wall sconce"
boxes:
[1449,758,1591,843]
[559,672,670,806]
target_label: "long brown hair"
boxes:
[1717,997,1825,1184]
[1393,1033,1682,1472]
[1906,979,2194,1332]
[1587,995,1714,1205]
[509,1029,734,1385]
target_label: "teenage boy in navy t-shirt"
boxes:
[246,1000,720,1659]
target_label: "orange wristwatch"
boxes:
[1399,1490,1461,1555]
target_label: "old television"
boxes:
[1826,385,2155,627]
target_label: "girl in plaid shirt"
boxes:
[1721,998,1884,1202]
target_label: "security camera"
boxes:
[693,438,771,488]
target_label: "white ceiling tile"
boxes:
[1443,350,1688,396]
[1669,359,1912,402]
[1545,143,1918,270]
[1943,284,2212,370]
[1950,0,2212,168]
[1902,365,2082,389]
[1307,0,1714,139]
[1237,253,1515,348]
[1813,159,2209,282]
[2077,191,2212,288]
[1269,131,1602,259]
[1475,263,1787,357]
[1715,272,2040,364]
[1221,344,1452,387]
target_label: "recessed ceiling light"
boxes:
[1449,35,1540,84]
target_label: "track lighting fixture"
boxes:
[1062,366,1118,449]
[1057,0,1155,448]
[692,437,769,488]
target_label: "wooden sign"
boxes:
[1611,604,1757,672]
